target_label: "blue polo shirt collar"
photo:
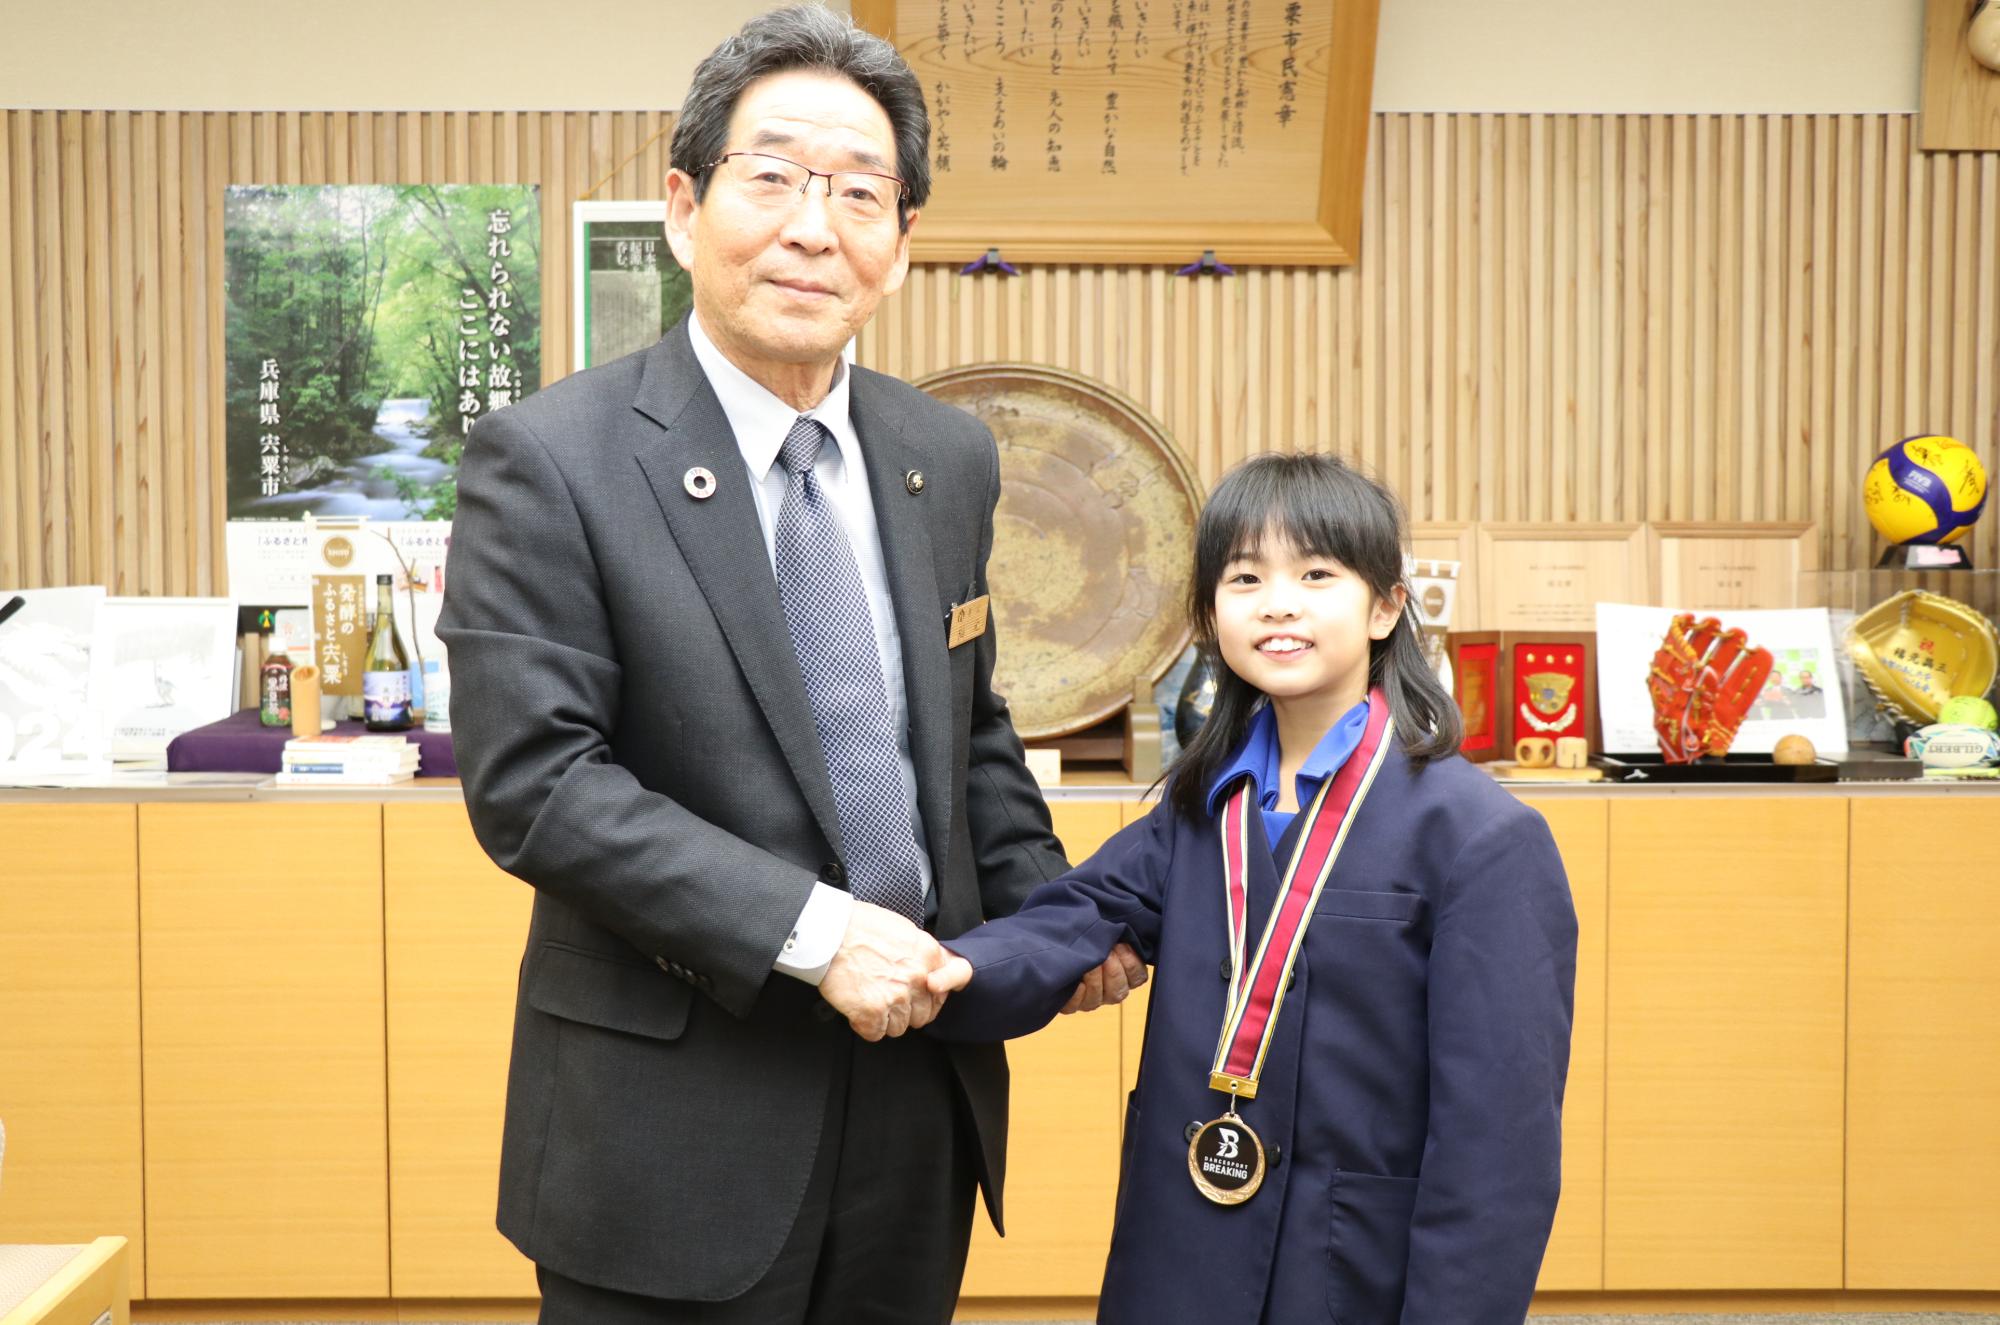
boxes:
[1205,696,1372,821]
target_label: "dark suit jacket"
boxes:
[930,748,1576,1325]
[439,316,1067,1302]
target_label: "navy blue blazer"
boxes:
[930,744,1577,1324]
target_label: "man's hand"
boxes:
[818,900,952,1041]
[1060,942,1147,1015]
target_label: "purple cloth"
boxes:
[167,707,459,778]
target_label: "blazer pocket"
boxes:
[1325,1169,1420,1324]
[526,940,694,1041]
[1314,889,1426,923]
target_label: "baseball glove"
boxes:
[1648,613,1775,763]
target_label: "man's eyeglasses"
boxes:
[702,152,906,225]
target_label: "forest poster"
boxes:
[225,184,542,523]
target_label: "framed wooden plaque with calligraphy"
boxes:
[853,0,1382,265]
[1475,523,1649,631]
[1648,522,1816,610]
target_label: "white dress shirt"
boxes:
[687,311,934,984]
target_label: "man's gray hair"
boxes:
[671,5,931,230]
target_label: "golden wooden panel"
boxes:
[961,800,1125,1297]
[961,992,1122,1297]
[1847,797,2000,1289]
[1522,797,1608,1293]
[1920,0,2000,151]
[1603,798,1846,1289]
[0,1235,131,1325]
[7,112,2000,597]
[138,802,389,1298]
[383,803,536,1298]
[0,806,144,1292]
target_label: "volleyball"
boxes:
[1862,435,1987,546]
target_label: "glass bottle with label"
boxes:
[362,574,414,731]
[257,609,293,728]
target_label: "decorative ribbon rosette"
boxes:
[1844,590,2000,726]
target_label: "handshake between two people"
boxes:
[818,898,1147,1042]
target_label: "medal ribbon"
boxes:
[1209,691,1395,1100]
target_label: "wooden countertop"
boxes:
[0,768,1993,802]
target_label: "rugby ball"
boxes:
[1904,723,2000,769]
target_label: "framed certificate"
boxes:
[1648,522,1816,610]
[1475,523,1648,631]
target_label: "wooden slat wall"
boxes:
[3,111,1998,596]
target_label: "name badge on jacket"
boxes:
[947,595,991,649]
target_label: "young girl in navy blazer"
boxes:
[930,453,1578,1324]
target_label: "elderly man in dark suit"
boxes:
[440,7,1140,1323]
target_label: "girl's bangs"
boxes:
[1201,457,1394,581]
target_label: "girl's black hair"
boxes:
[1165,452,1463,823]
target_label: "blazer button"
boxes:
[1219,958,1232,981]
[825,862,847,886]
[1184,1121,1201,1143]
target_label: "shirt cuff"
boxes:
[773,881,852,985]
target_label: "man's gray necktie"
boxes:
[773,415,927,925]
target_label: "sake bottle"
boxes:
[361,574,413,731]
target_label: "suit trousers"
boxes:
[535,1026,978,1325]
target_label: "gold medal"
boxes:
[1188,1106,1267,1205]
[1193,693,1395,1205]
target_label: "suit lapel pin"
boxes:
[905,469,926,495]
[683,466,717,500]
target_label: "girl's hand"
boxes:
[928,952,975,998]
[1060,942,1148,1014]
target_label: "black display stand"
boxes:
[1595,753,1841,784]
[1874,543,1974,570]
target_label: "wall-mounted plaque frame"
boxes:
[1411,521,1479,630]
[1649,522,1817,611]
[1475,523,1649,631]
[571,201,691,373]
[852,0,1382,265]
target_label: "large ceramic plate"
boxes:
[1845,589,2000,724]
[916,364,1200,740]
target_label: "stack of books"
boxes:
[276,734,421,786]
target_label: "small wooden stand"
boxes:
[1026,679,1163,783]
